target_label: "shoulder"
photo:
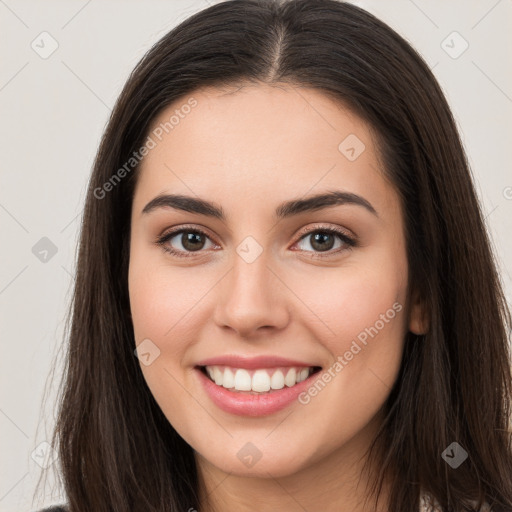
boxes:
[420,491,492,511]
[420,492,443,512]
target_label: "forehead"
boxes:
[133,83,396,220]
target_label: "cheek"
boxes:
[287,252,408,412]
[290,257,407,351]
[128,255,211,439]
[333,274,406,354]
[292,253,407,426]
[292,272,406,436]
[128,247,225,420]
[128,223,212,337]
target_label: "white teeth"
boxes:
[252,370,271,392]
[270,370,285,390]
[297,368,309,382]
[213,367,223,386]
[234,369,252,391]
[203,365,315,392]
[222,367,235,389]
[284,368,297,387]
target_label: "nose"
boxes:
[213,253,290,339]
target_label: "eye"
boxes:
[155,224,357,259]
[292,226,357,257]
[155,226,217,258]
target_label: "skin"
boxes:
[128,83,426,512]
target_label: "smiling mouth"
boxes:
[197,365,322,394]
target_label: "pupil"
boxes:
[311,232,334,252]
[182,232,204,251]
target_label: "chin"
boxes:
[193,436,318,479]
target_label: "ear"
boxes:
[408,287,429,335]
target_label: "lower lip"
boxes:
[195,367,318,417]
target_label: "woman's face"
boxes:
[128,83,423,478]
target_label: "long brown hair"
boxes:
[38,0,512,510]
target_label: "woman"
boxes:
[36,0,512,510]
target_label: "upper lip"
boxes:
[195,354,320,370]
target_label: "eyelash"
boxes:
[155,224,357,259]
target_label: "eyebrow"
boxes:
[141,190,378,220]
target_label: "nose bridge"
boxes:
[213,236,289,336]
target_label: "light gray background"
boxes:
[1,0,511,510]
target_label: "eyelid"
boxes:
[158,223,216,242]
[294,223,355,243]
